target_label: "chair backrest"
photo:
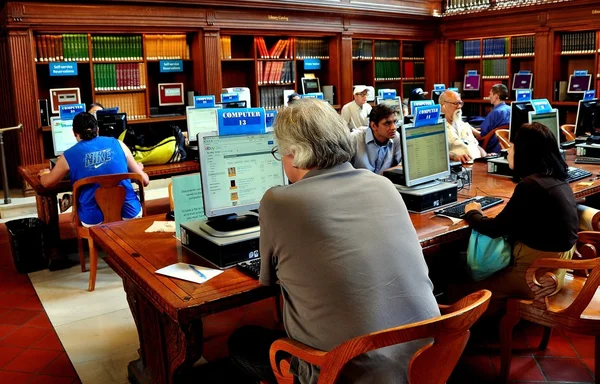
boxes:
[72,173,146,225]
[561,124,576,142]
[481,124,509,152]
[495,129,511,149]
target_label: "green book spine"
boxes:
[62,34,69,61]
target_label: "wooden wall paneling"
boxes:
[202,28,222,98]
[0,33,21,188]
[213,9,344,33]
[345,17,438,39]
[340,32,354,106]
[191,30,207,95]
[424,39,441,93]
[328,35,341,107]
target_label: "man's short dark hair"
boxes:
[73,112,99,141]
[491,84,508,101]
[369,104,398,125]
[512,122,568,181]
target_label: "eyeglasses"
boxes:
[444,100,464,107]
[271,146,282,161]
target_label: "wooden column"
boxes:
[340,31,353,106]
[202,27,222,98]
[534,29,552,100]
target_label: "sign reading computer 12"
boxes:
[217,108,266,136]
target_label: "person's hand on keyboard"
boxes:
[464,201,482,214]
[450,152,472,164]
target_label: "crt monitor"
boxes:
[512,73,533,90]
[301,77,321,94]
[399,122,450,188]
[186,106,218,144]
[463,74,481,92]
[568,75,592,94]
[197,132,286,235]
[96,113,127,138]
[50,117,78,157]
[376,96,403,125]
[528,109,560,147]
[509,101,534,142]
[575,99,600,138]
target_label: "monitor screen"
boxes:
[409,99,434,115]
[400,122,450,187]
[431,90,443,104]
[96,113,127,138]
[509,101,534,142]
[50,117,78,156]
[186,106,218,143]
[198,132,286,218]
[575,99,600,137]
[568,75,592,94]
[528,110,560,147]
[301,78,321,94]
[512,73,533,90]
[463,74,481,91]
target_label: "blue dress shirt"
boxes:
[351,127,402,174]
[480,102,511,153]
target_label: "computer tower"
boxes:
[39,99,49,126]
[322,85,335,105]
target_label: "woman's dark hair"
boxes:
[88,102,104,111]
[72,112,99,141]
[512,122,568,181]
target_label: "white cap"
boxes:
[353,85,368,95]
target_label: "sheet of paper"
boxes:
[145,221,176,233]
[155,262,223,284]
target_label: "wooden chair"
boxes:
[499,231,600,383]
[268,290,491,384]
[561,124,576,142]
[495,129,511,150]
[73,173,146,291]
[480,124,509,152]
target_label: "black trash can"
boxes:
[6,218,48,274]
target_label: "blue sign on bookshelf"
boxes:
[59,103,86,121]
[467,70,478,76]
[574,70,588,77]
[160,60,183,73]
[531,99,552,115]
[265,110,277,129]
[217,108,266,136]
[194,95,215,108]
[414,105,441,128]
[584,90,596,101]
[518,70,531,74]
[304,59,321,70]
[301,93,324,100]
[516,89,532,102]
[433,84,446,91]
[221,93,240,103]
[49,62,78,77]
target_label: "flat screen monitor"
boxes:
[512,73,533,90]
[528,109,560,148]
[198,132,286,218]
[97,113,127,138]
[220,101,247,109]
[463,74,481,92]
[575,98,600,137]
[50,117,78,157]
[567,75,592,94]
[186,106,218,143]
[400,122,450,187]
[409,99,434,115]
[431,90,443,104]
[509,101,534,142]
[301,77,321,94]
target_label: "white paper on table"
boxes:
[145,221,176,233]
[155,262,223,284]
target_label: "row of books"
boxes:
[403,61,425,79]
[482,38,509,57]
[256,37,293,59]
[145,34,190,60]
[94,93,147,121]
[258,61,295,85]
[375,62,400,81]
[561,31,596,54]
[352,39,373,60]
[375,41,400,59]
[455,40,481,58]
[93,63,147,91]
[511,36,535,56]
[220,36,232,59]
[35,34,89,62]
[402,42,425,60]
[91,36,142,61]
[296,38,329,59]
[446,0,491,9]
[259,87,290,110]
[482,59,509,78]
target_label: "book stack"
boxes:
[93,63,147,91]
[375,41,399,60]
[403,61,424,80]
[258,61,295,85]
[482,38,509,57]
[35,34,89,62]
[375,61,400,81]
[511,36,535,56]
[455,40,481,59]
[482,59,509,78]
[91,35,142,61]
[145,34,190,60]
[220,36,232,59]
[352,40,373,60]
[260,87,291,109]
[561,31,596,54]
[296,38,329,59]
[402,42,425,60]
[256,37,294,59]
[95,93,147,120]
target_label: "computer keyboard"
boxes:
[237,259,260,280]
[566,167,593,183]
[149,113,184,118]
[575,157,600,165]
[434,196,504,219]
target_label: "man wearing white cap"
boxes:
[341,85,372,131]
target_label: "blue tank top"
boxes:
[64,136,141,225]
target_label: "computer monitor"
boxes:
[96,112,127,138]
[219,101,247,109]
[528,109,560,147]
[409,99,434,115]
[575,98,600,138]
[509,101,534,142]
[463,74,481,92]
[567,75,592,94]
[197,132,286,236]
[431,90,443,104]
[50,117,78,157]
[301,77,321,94]
[186,106,218,144]
[399,122,450,187]
[512,73,533,90]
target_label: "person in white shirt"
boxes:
[440,90,486,163]
[341,85,372,130]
